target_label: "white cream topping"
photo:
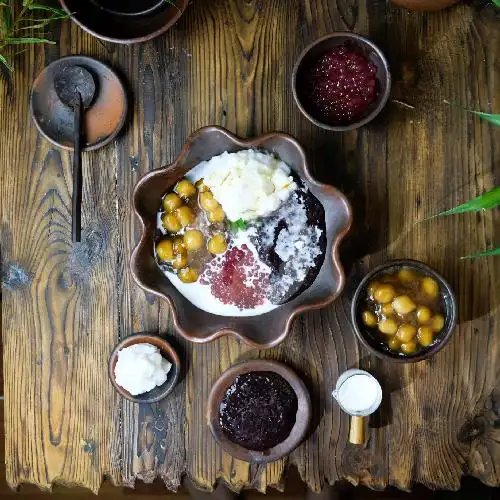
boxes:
[188,150,297,222]
[114,343,172,396]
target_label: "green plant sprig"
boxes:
[0,0,69,73]
[421,187,500,259]
[461,247,500,260]
[228,219,247,232]
[492,0,500,8]
[444,99,500,126]
[421,187,500,222]
[440,100,499,258]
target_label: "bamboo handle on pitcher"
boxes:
[349,416,365,445]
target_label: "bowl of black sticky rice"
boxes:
[206,360,311,463]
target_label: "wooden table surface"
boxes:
[1,0,499,494]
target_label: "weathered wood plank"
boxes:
[0,33,121,491]
[1,0,499,494]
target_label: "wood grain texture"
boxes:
[0,31,121,492]
[1,0,499,494]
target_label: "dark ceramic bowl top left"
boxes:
[130,126,352,348]
[108,334,180,404]
[351,259,458,363]
[59,0,189,44]
[206,360,311,463]
[91,0,165,16]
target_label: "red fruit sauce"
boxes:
[199,245,270,309]
[300,44,378,125]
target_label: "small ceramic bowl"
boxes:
[131,126,352,348]
[292,32,391,132]
[206,360,311,463]
[30,56,127,151]
[59,0,189,44]
[351,260,458,363]
[108,334,180,403]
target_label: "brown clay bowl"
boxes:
[131,126,352,348]
[59,0,189,44]
[108,333,180,404]
[292,32,391,132]
[351,259,458,363]
[30,56,127,151]
[206,360,311,463]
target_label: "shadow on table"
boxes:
[302,127,391,278]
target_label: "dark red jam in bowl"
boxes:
[219,371,298,451]
[299,43,378,125]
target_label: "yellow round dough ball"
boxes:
[381,303,394,316]
[417,326,434,347]
[388,337,401,351]
[208,234,228,255]
[172,252,188,270]
[178,267,199,284]
[162,213,181,233]
[398,268,417,283]
[199,191,220,211]
[396,323,417,343]
[207,206,226,223]
[378,318,398,335]
[175,206,195,228]
[362,311,377,328]
[430,314,445,332]
[175,179,197,199]
[163,192,183,213]
[156,239,174,262]
[421,276,439,298]
[416,305,432,324]
[392,295,416,315]
[401,341,417,355]
[183,230,205,251]
[373,284,395,304]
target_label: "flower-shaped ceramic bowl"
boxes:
[131,126,352,348]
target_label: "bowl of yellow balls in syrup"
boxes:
[351,260,457,363]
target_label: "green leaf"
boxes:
[229,218,247,231]
[20,15,69,22]
[0,53,13,72]
[444,100,500,126]
[461,247,500,260]
[421,186,500,221]
[2,3,11,33]
[6,36,55,44]
[492,0,500,7]
[26,3,67,15]
[19,16,68,30]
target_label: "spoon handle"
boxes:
[72,93,83,243]
[349,415,365,445]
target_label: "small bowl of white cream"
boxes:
[108,334,180,404]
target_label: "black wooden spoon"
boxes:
[54,65,96,243]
